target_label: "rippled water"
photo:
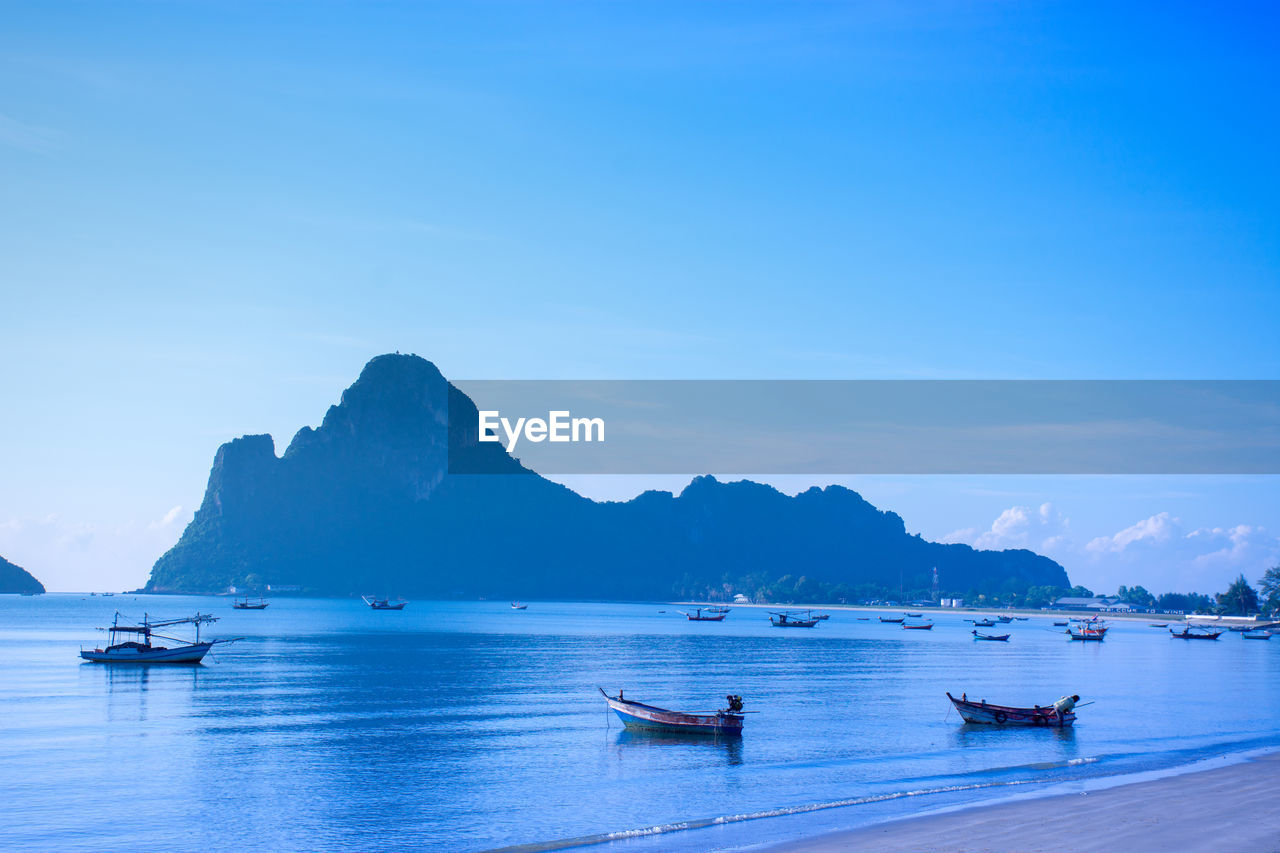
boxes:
[1,596,1277,852]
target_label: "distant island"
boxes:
[0,554,46,595]
[147,354,1070,601]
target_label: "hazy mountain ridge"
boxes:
[147,354,1070,598]
[0,554,46,594]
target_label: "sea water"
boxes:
[1,596,1276,852]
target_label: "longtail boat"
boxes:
[600,688,744,736]
[362,595,407,610]
[902,621,933,630]
[770,611,819,627]
[947,692,1078,727]
[1053,620,1069,626]
[905,612,924,618]
[879,615,905,624]
[1170,627,1222,640]
[969,618,996,627]
[972,630,1010,641]
[683,608,728,622]
[80,612,227,664]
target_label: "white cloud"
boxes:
[1080,514,1280,594]
[148,505,184,530]
[945,502,1071,553]
[1086,512,1179,554]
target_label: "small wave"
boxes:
[484,778,1040,853]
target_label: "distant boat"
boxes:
[1148,623,1168,628]
[600,688,744,736]
[1170,627,1221,640]
[682,608,727,622]
[362,596,407,611]
[902,622,933,630]
[947,692,1078,727]
[905,612,923,618]
[1242,631,1271,640]
[80,612,227,664]
[1068,626,1107,641]
[233,596,269,610]
[511,602,528,610]
[972,630,1010,641]
[996,615,1014,623]
[879,616,905,624]
[969,618,996,627]
[1053,620,1069,626]
[770,611,819,628]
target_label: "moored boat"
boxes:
[1242,631,1271,640]
[972,630,1010,641]
[233,596,269,610]
[362,595,407,610]
[770,611,819,627]
[683,607,728,622]
[968,618,996,627]
[879,615,905,624]
[902,621,933,630]
[1068,627,1106,641]
[947,692,1079,727]
[511,602,528,609]
[600,688,745,736]
[1172,622,1218,635]
[80,612,227,664]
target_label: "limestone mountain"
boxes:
[147,354,1070,599]
[0,554,46,594]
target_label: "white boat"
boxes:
[80,612,227,664]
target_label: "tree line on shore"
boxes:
[683,566,1280,616]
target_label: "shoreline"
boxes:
[763,749,1280,852]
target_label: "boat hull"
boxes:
[80,642,213,664]
[947,693,1075,727]
[605,695,743,736]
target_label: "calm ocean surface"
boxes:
[2,595,1277,852]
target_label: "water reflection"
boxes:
[613,729,745,766]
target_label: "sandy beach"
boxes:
[768,752,1280,853]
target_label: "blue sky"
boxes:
[1,1,1277,592]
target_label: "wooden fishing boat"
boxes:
[946,692,1077,727]
[80,612,227,664]
[879,616,905,624]
[902,622,933,630]
[996,615,1014,623]
[1053,620,1069,626]
[770,611,819,627]
[1148,623,1168,628]
[1068,627,1106,641]
[969,618,996,627]
[511,602,528,609]
[362,595,407,610]
[683,608,727,622]
[1242,631,1272,640]
[905,612,924,618]
[1170,627,1222,640]
[972,630,1010,641]
[600,688,744,736]
[232,596,269,610]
